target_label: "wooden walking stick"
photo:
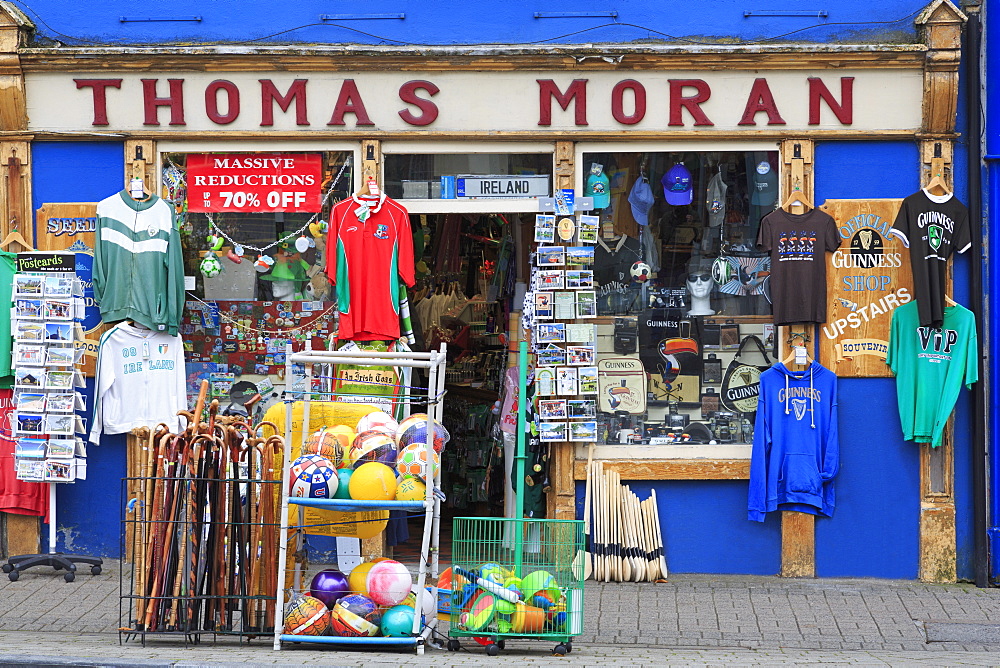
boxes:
[583,442,595,580]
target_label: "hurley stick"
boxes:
[650,489,669,581]
[612,469,629,582]
[583,442,595,580]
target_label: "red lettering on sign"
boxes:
[260,79,308,126]
[328,79,374,126]
[141,78,185,126]
[397,80,440,126]
[668,79,713,127]
[537,79,588,126]
[738,78,786,126]
[611,80,646,125]
[809,76,854,125]
[205,80,240,125]
[75,79,122,126]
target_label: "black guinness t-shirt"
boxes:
[756,208,841,325]
[892,189,970,328]
[595,235,643,315]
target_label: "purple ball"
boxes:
[309,569,351,608]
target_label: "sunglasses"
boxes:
[688,273,712,283]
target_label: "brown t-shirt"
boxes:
[756,208,841,325]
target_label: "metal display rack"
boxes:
[273,344,447,655]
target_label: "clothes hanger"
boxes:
[781,331,812,367]
[925,156,951,196]
[781,184,812,212]
[0,218,33,251]
[945,294,957,306]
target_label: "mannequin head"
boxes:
[686,271,715,315]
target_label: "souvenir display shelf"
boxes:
[272,344,447,654]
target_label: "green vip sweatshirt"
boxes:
[93,191,184,336]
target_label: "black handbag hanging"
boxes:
[720,334,773,414]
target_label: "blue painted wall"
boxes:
[31,141,124,556]
[11,1,927,46]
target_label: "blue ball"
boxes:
[380,604,417,637]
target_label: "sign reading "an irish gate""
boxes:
[818,199,913,378]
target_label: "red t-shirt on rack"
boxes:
[326,193,415,341]
[0,389,49,520]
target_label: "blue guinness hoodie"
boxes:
[748,361,839,522]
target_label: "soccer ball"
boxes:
[355,410,398,436]
[396,443,440,482]
[396,414,451,454]
[630,261,651,282]
[199,252,223,278]
[712,256,733,286]
[330,593,381,637]
[349,431,397,469]
[303,427,346,468]
[289,453,339,499]
[283,593,331,636]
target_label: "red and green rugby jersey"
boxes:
[326,193,415,341]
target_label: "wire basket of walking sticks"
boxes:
[120,381,286,643]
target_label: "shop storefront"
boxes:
[0,0,981,582]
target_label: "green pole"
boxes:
[514,340,528,575]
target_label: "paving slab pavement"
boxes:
[2,560,1000,664]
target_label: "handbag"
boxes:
[721,334,773,414]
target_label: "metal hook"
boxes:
[786,331,810,346]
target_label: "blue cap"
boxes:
[628,177,654,225]
[586,172,611,209]
[662,164,693,206]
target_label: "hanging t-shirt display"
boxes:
[892,189,971,328]
[756,208,841,325]
[0,249,16,386]
[90,321,187,444]
[748,361,839,522]
[93,191,185,335]
[326,192,415,341]
[886,300,977,448]
[594,235,642,315]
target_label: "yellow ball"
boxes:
[395,477,426,502]
[348,559,389,595]
[330,425,357,451]
[348,462,398,501]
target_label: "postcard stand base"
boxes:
[2,483,103,582]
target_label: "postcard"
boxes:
[554,291,575,320]
[538,421,567,442]
[15,437,46,458]
[14,367,44,389]
[45,370,74,390]
[565,270,594,289]
[565,323,596,344]
[577,367,598,395]
[569,420,598,441]
[45,460,74,481]
[567,345,596,366]
[15,393,46,413]
[538,399,568,420]
[44,275,74,297]
[14,412,44,434]
[576,290,597,318]
[567,399,597,419]
[534,291,553,320]
[45,393,75,413]
[43,299,73,321]
[46,438,76,459]
[535,367,557,396]
[536,322,566,343]
[14,275,44,296]
[45,413,75,435]
[556,366,578,395]
[45,345,76,367]
[537,270,564,291]
[45,323,73,342]
[15,344,45,366]
[15,321,45,341]
[536,343,565,367]
[534,214,556,243]
[536,246,565,266]
[565,246,596,266]
[15,299,43,319]
[16,460,46,481]
[577,215,598,243]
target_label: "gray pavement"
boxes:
[1,560,1000,665]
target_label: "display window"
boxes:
[578,145,780,448]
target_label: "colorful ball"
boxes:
[380,604,417,637]
[355,410,398,437]
[395,476,426,502]
[288,454,338,499]
[396,414,451,453]
[349,431,397,469]
[460,592,497,631]
[303,427,346,468]
[348,561,378,595]
[283,593,331,636]
[396,444,439,482]
[333,469,353,499]
[349,462,398,501]
[309,569,351,608]
[329,593,381,637]
[367,559,413,606]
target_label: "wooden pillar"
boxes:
[916,0,966,136]
[124,139,156,193]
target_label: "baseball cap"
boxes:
[627,177,654,226]
[662,163,693,206]
[586,172,611,209]
[751,159,777,206]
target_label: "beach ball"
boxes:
[303,427,345,468]
[367,559,413,606]
[329,593,381,637]
[355,410,398,437]
[283,593,331,636]
[288,454,338,499]
[333,469,353,499]
[349,462,397,501]
[396,414,451,453]
[348,559,388,595]
[396,444,439,482]
[309,569,351,608]
[349,431,397,469]
[395,476,426,502]
[380,604,417,637]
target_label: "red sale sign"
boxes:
[186,153,323,212]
